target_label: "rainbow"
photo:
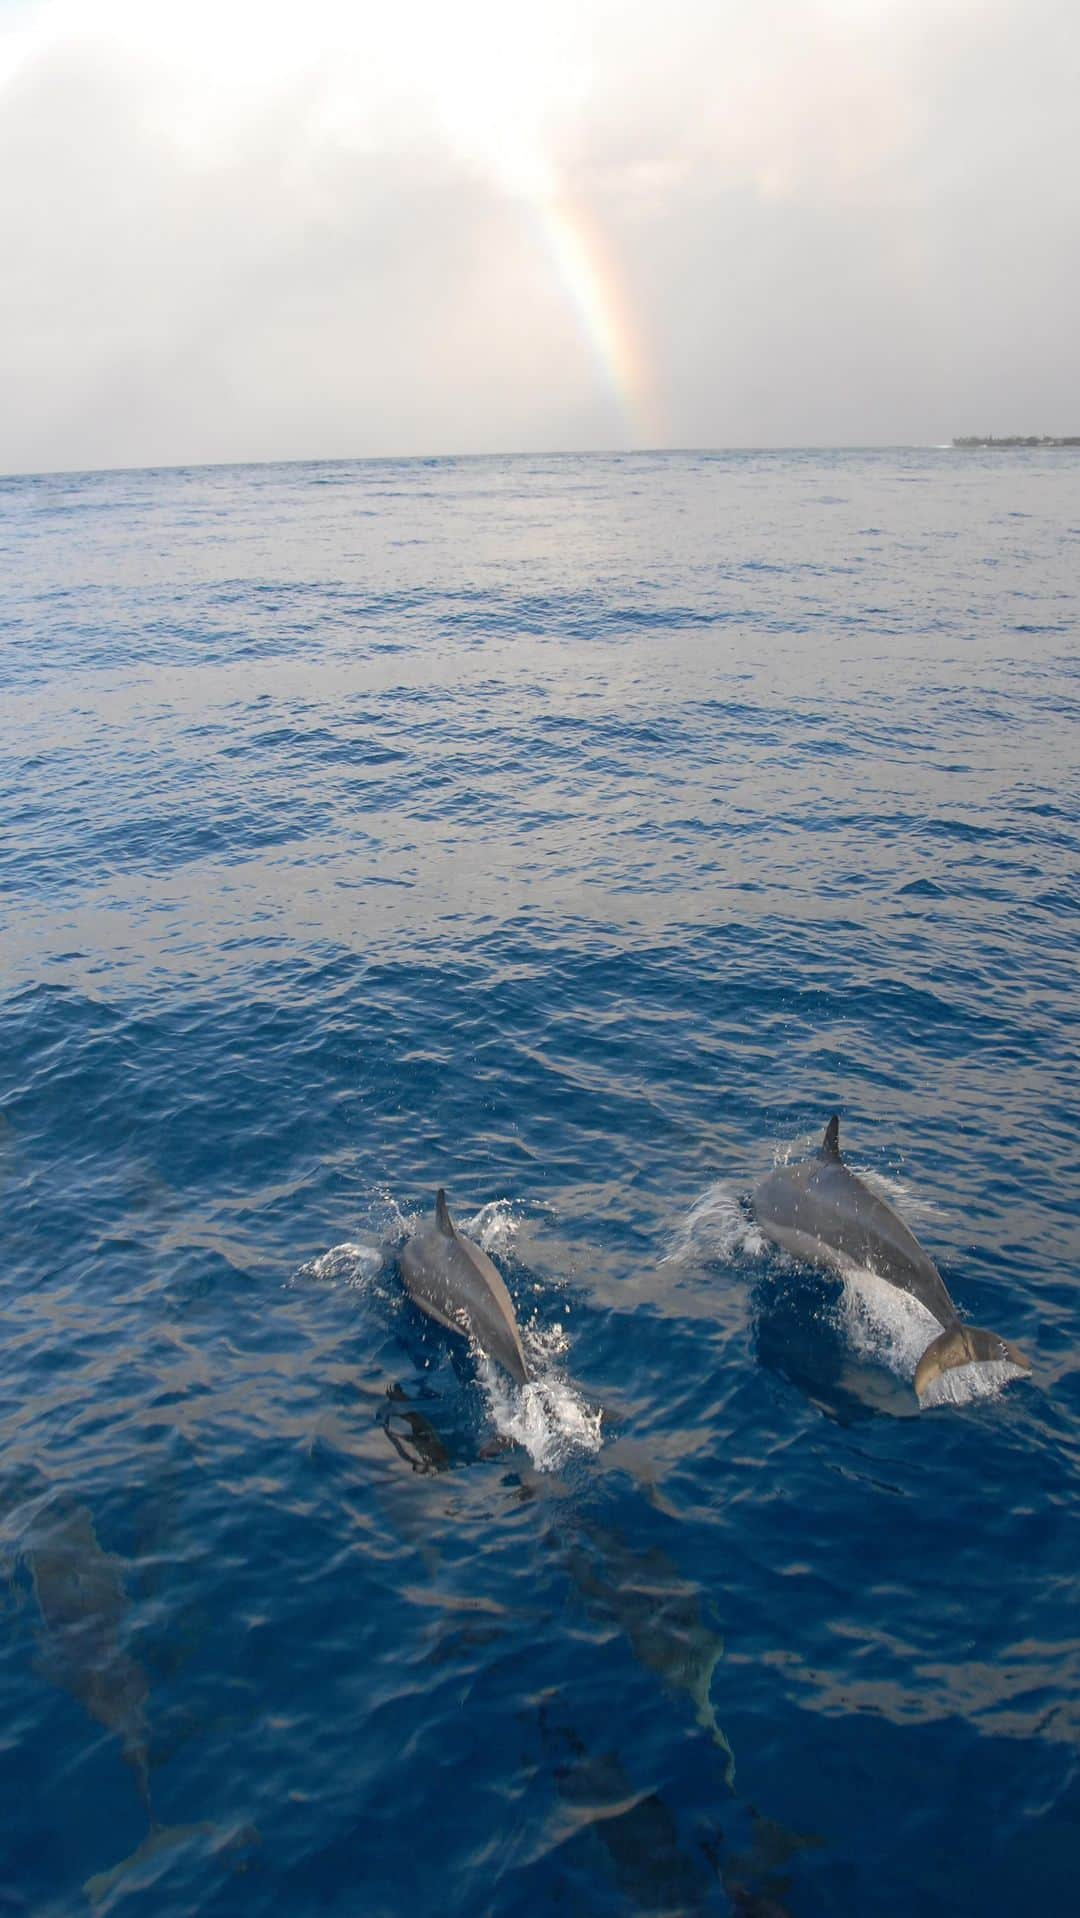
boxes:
[536,190,664,449]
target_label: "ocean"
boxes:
[0,446,1077,1915]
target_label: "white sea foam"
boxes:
[475,1340,603,1474]
[461,1199,521,1257]
[289,1241,385,1288]
[526,1317,572,1361]
[368,1187,423,1243]
[463,1202,600,1469]
[837,1266,941,1379]
[288,1183,427,1291]
[661,1182,766,1266]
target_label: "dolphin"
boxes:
[561,1514,735,1783]
[752,1117,1030,1400]
[27,1498,154,1805]
[10,1490,220,1903]
[399,1190,531,1385]
[539,1714,712,1913]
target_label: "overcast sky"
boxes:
[1,0,1076,472]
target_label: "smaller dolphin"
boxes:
[561,1515,735,1783]
[13,1491,219,1904]
[399,1190,531,1385]
[753,1117,1030,1400]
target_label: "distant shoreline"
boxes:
[953,435,1080,448]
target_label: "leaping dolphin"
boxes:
[399,1190,531,1385]
[752,1117,1030,1400]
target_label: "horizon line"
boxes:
[1,439,1039,485]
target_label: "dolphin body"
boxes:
[561,1515,735,1783]
[752,1117,1030,1400]
[28,1499,153,1802]
[399,1190,531,1385]
[11,1489,220,1904]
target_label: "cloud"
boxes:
[0,0,1076,469]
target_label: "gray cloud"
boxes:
[1,0,1076,471]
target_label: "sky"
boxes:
[0,0,1076,471]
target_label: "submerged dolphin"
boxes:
[561,1515,735,1783]
[752,1117,1030,1400]
[399,1190,531,1385]
[13,1490,219,1903]
[28,1501,152,1795]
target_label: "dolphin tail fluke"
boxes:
[692,1648,736,1787]
[696,1698,736,1788]
[914,1323,1031,1400]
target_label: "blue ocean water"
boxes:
[0,446,1077,1916]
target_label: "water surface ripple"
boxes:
[1,449,1077,1915]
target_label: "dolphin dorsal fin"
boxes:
[434,1189,455,1237]
[819,1115,841,1162]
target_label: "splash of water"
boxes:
[837,1269,1024,1408]
[289,1241,384,1288]
[463,1219,600,1469]
[368,1186,423,1244]
[661,1183,766,1267]
[476,1345,602,1473]
[837,1268,941,1379]
[461,1199,522,1258]
[526,1318,572,1361]
[288,1183,428,1291]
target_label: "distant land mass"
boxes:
[953,435,1080,448]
